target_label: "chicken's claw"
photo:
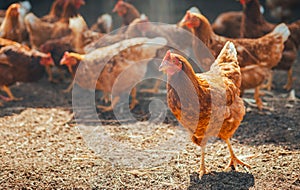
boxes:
[224,156,251,172]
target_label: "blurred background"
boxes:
[1,0,300,29]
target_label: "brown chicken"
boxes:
[60,37,167,111]
[24,0,85,49]
[0,38,54,105]
[240,0,300,90]
[41,0,66,23]
[113,0,140,29]
[178,11,290,110]
[160,41,249,177]
[212,11,243,38]
[0,3,28,43]
[40,15,102,83]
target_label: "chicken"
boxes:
[90,14,113,34]
[24,0,85,49]
[159,41,249,177]
[240,0,300,90]
[60,37,167,111]
[212,11,242,38]
[0,38,54,105]
[0,3,29,43]
[40,15,102,83]
[113,0,140,27]
[266,0,300,22]
[178,10,290,110]
[41,0,66,23]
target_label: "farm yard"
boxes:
[0,0,300,189]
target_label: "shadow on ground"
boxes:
[188,171,255,190]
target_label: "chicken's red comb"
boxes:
[240,0,246,5]
[113,0,124,12]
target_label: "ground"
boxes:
[0,61,300,189]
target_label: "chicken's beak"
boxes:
[159,60,170,73]
[159,51,172,73]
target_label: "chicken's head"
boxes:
[40,53,55,67]
[113,0,127,16]
[178,11,201,29]
[60,51,81,66]
[7,3,20,18]
[239,0,252,5]
[73,0,85,9]
[159,50,184,76]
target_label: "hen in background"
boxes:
[212,11,242,38]
[178,10,290,110]
[60,37,167,111]
[266,0,300,22]
[41,0,66,23]
[160,41,249,178]
[24,0,85,49]
[240,0,300,91]
[0,1,31,43]
[0,38,54,105]
[40,15,102,84]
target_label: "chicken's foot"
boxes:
[139,80,161,94]
[283,68,294,90]
[224,138,251,171]
[97,96,120,112]
[0,86,23,101]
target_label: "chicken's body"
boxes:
[179,11,290,110]
[0,38,54,103]
[0,3,28,43]
[60,37,167,111]
[240,0,300,90]
[212,11,242,38]
[160,42,249,178]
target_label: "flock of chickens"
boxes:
[1,0,300,178]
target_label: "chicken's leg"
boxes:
[199,146,208,178]
[254,86,263,110]
[62,80,75,93]
[100,92,110,104]
[46,65,59,83]
[97,96,120,112]
[261,71,273,91]
[0,85,22,101]
[224,138,251,171]
[283,68,294,90]
[129,87,139,109]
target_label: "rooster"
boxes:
[60,37,167,111]
[0,38,54,105]
[160,41,249,178]
[178,10,290,110]
[240,0,300,90]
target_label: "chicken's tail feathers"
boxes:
[272,23,290,42]
[69,15,88,34]
[213,41,241,88]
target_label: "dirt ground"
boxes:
[1,58,300,190]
